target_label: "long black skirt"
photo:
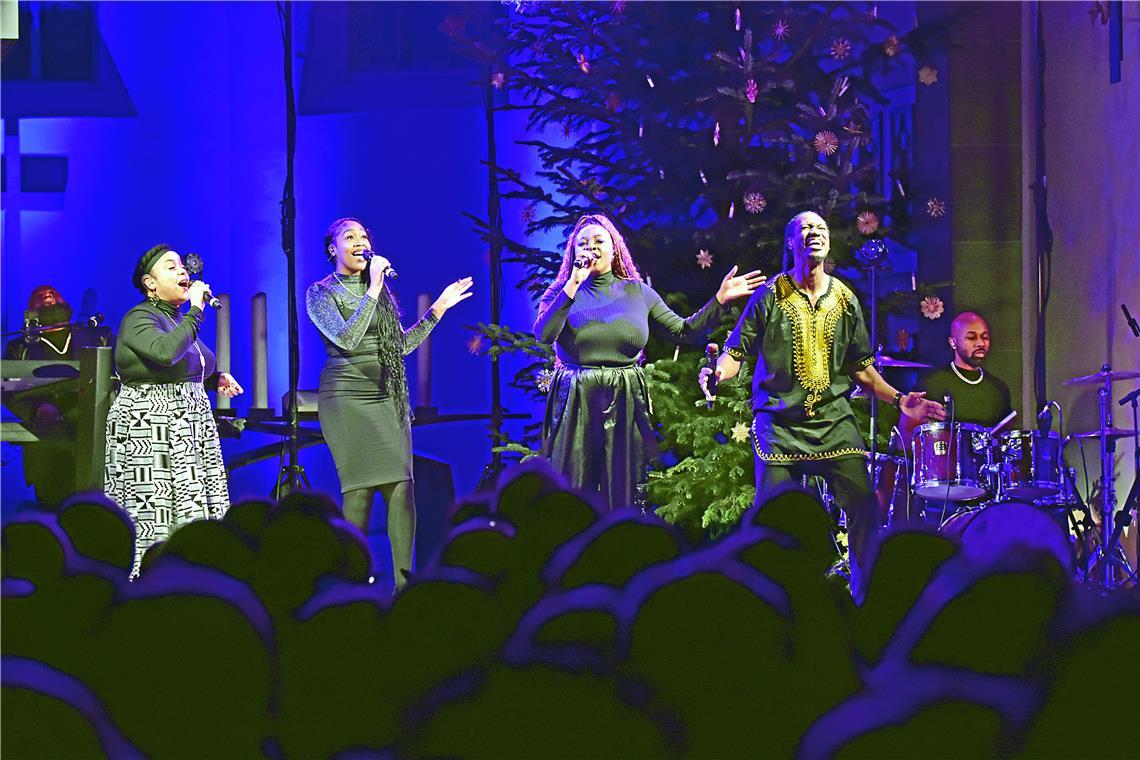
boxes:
[542,363,657,511]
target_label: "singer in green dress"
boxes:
[305,217,472,589]
[534,214,765,512]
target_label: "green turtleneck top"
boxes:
[534,270,728,367]
[114,299,217,386]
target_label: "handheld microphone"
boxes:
[1122,304,1140,337]
[87,313,105,327]
[1037,402,1053,434]
[704,343,719,410]
[183,253,223,309]
[943,392,953,416]
[360,250,399,279]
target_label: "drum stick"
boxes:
[989,410,1018,436]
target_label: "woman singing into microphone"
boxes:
[306,217,473,590]
[535,213,765,511]
[105,244,244,576]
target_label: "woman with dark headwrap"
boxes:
[306,217,472,590]
[105,244,243,575]
[534,214,765,511]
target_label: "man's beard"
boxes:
[32,303,73,328]
[959,349,985,368]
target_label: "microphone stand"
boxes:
[273,0,309,499]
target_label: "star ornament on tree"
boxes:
[813,130,840,156]
[744,192,767,214]
[920,296,945,320]
[490,71,506,89]
[696,249,714,269]
[884,35,901,57]
[856,211,879,235]
[535,368,554,393]
[521,202,537,224]
[730,421,751,443]
[771,18,790,41]
[926,197,947,218]
[745,79,758,104]
[576,52,590,74]
[918,66,939,86]
[829,38,853,60]
[466,334,485,354]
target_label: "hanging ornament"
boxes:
[713,121,721,146]
[521,202,537,224]
[696,249,714,269]
[659,168,666,179]
[894,328,911,353]
[576,52,590,74]
[918,66,939,86]
[771,18,790,41]
[605,92,622,112]
[884,35,901,57]
[744,192,767,214]
[843,121,864,137]
[920,296,945,320]
[812,130,840,156]
[561,123,573,139]
[728,201,736,219]
[534,368,554,393]
[639,121,645,138]
[490,71,506,89]
[745,79,758,103]
[698,170,708,185]
[856,211,880,235]
[730,421,751,443]
[645,74,655,88]
[829,38,853,60]
[895,179,907,197]
[466,334,485,354]
[837,76,850,97]
[734,7,742,32]
[926,197,947,218]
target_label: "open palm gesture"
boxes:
[716,266,767,304]
[431,276,474,317]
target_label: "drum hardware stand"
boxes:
[855,240,890,495]
[1082,365,1137,590]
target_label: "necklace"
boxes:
[39,331,72,356]
[950,362,984,385]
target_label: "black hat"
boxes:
[134,243,173,296]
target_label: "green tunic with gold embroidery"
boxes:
[724,272,874,463]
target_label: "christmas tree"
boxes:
[445,1,949,535]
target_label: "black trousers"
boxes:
[754,455,876,570]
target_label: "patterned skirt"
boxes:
[104,382,229,574]
[542,363,657,512]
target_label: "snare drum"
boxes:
[998,430,1062,498]
[940,500,1074,575]
[912,422,989,500]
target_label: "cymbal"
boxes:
[1067,428,1139,441]
[1063,368,1140,386]
[874,353,932,369]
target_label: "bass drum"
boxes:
[940,501,1074,576]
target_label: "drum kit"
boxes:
[866,359,1139,591]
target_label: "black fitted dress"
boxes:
[305,273,438,491]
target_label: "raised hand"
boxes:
[716,266,767,304]
[431,276,475,318]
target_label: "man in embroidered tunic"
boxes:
[702,212,945,583]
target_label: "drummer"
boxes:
[904,311,1012,436]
